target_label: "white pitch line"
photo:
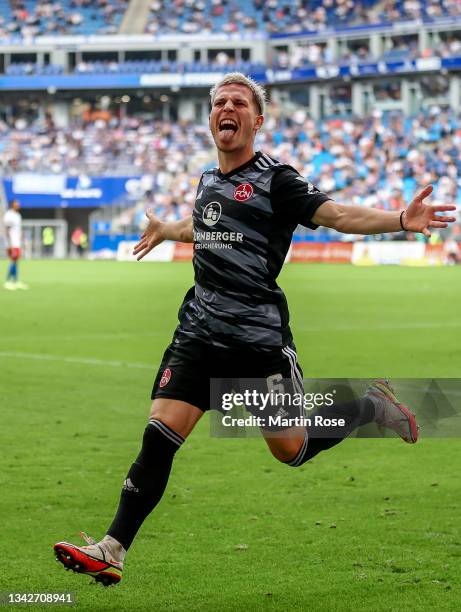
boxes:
[298,321,461,332]
[0,330,165,342]
[0,351,154,370]
[0,322,459,343]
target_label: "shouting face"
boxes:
[209,83,264,154]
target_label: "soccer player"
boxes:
[54,73,456,586]
[3,199,28,291]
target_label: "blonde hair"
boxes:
[209,72,267,115]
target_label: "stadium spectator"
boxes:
[437,36,461,58]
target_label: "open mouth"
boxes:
[218,119,238,136]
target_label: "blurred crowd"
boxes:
[0,114,213,175]
[5,36,461,78]
[0,0,128,38]
[6,34,461,78]
[145,0,461,35]
[0,115,214,226]
[72,59,266,75]
[260,105,460,212]
[381,0,461,22]
[1,106,460,235]
[272,35,461,70]
[1,0,461,39]
[436,37,461,58]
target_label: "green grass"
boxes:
[1,260,460,611]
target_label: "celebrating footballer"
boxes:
[54,73,456,586]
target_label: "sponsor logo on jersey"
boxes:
[202,202,222,226]
[194,230,243,242]
[234,183,254,201]
[160,368,172,388]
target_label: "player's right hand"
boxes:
[132,208,166,261]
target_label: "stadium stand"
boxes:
[144,0,461,35]
[1,0,461,37]
[1,48,449,75]
[379,0,461,22]
[4,39,458,76]
[1,107,458,224]
[143,0,396,35]
[0,0,129,37]
[5,63,64,75]
[0,1,460,252]
[73,59,266,74]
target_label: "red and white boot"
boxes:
[366,379,419,444]
[54,533,124,587]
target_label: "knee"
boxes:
[149,402,166,424]
[268,437,305,465]
[149,398,203,439]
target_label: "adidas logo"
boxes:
[275,407,290,418]
[122,478,139,493]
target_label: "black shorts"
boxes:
[151,334,304,413]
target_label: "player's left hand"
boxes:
[403,185,457,237]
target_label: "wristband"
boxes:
[399,210,407,231]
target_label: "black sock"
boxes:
[285,397,374,467]
[107,418,184,550]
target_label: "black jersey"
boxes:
[175,151,330,351]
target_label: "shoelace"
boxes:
[80,531,96,546]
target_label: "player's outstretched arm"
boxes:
[312,185,456,237]
[133,210,193,261]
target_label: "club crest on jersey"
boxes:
[160,368,172,388]
[234,183,253,201]
[202,201,221,226]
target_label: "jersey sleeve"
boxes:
[270,167,331,229]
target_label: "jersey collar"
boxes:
[217,151,262,179]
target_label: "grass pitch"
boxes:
[1,260,460,611]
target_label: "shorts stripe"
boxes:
[283,345,304,385]
[148,418,184,447]
[281,346,304,396]
[282,346,304,391]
